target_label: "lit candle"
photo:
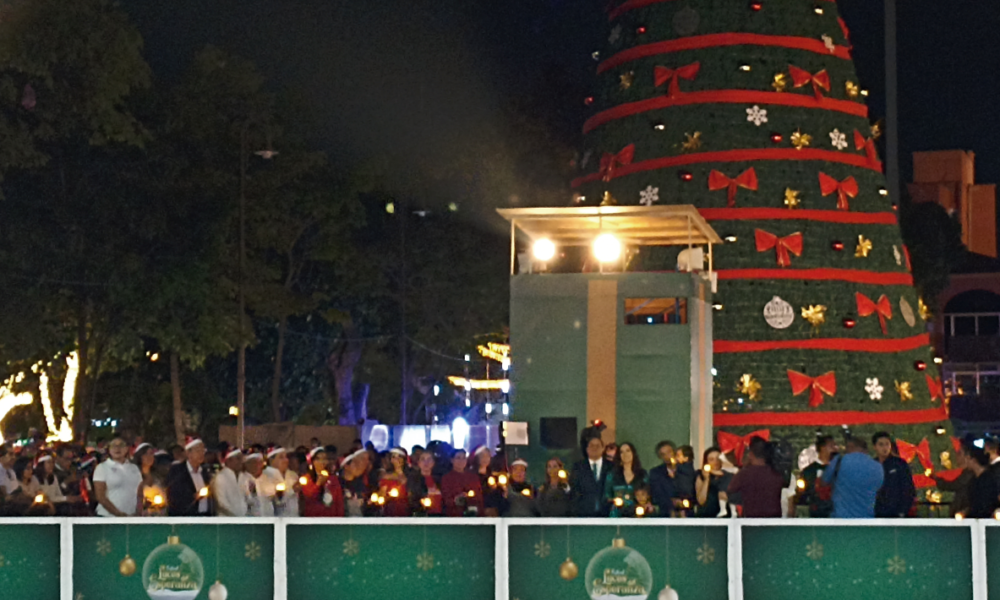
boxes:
[703,465,712,472]
[389,488,399,498]
[276,483,286,494]
[487,476,496,487]
[557,469,567,479]
[635,506,645,517]
[682,499,690,508]
[370,493,380,503]
[320,470,329,477]
[152,494,164,506]
[377,496,385,505]
[467,490,476,498]
[421,497,432,508]
[199,487,210,498]
[614,497,624,507]
[498,474,508,486]
[796,478,806,490]
[34,493,45,504]
[520,488,531,497]
[299,476,308,486]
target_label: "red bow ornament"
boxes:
[598,144,635,182]
[926,374,943,402]
[897,437,933,471]
[717,429,771,466]
[853,130,880,169]
[856,292,892,335]
[754,229,803,267]
[787,370,836,408]
[709,167,758,207]
[818,172,858,210]
[654,62,700,97]
[788,65,831,100]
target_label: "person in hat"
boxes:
[339,448,373,517]
[257,447,300,517]
[441,449,484,517]
[468,445,502,517]
[379,447,410,517]
[94,437,143,517]
[33,454,66,504]
[213,449,248,517]
[243,453,268,516]
[301,447,344,517]
[166,438,214,516]
[502,459,538,517]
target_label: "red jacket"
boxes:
[441,471,484,516]
[301,474,344,517]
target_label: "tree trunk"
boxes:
[328,323,363,425]
[170,353,185,445]
[270,315,288,422]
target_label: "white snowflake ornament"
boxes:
[746,105,768,126]
[893,245,902,265]
[639,185,659,206]
[822,35,836,53]
[865,378,884,401]
[829,129,848,150]
[609,25,622,44]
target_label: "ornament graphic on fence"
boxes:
[142,533,205,600]
[583,531,652,600]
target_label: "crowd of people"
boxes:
[1,425,998,519]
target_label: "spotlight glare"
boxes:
[532,238,557,262]
[593,233,622,262]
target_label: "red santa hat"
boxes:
[266,447,286,460]
[511,458,528,468]
[224,449,244,462]
[133,443,152,456]
[184,438,204,451]
[340,448,368,467]
[307,447,325,463]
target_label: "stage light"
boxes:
[532,238,556,261]
[593,233,622,262]
[452,417,470,451]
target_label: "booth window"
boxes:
[624,298,687,325]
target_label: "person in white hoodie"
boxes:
[213,449,248,516]
[256,447,300,517]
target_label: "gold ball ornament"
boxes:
[208,581,229,600]
[118,555,137,577]
[559,558,579,580]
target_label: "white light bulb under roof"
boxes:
[532,238,557,262]
[592,233,622,262]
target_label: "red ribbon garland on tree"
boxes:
[853,130,880,169]
[754,229,803,267]
[717,429,770,466]
[838,17,852,48]
[818,172,858,210]
[708,167,758,207]
[856,292,892,335]
[598,144,635,182]
[897,437,933,471]
[926,374,944,402]
[787,369,836,408]
[653,62,700,97]
[788,65,831,100]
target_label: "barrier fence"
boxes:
[0,517,995,600]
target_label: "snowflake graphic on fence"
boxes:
[746,105,768,126]
[416,552,435,571]
[534,541,551,558]
[829,129,848,150]
[806,541,824,561]
[639,185,659,206]
[887,555,907,575]
[865,378,884,401]
[696,542,715,565]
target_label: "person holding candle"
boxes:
[441,449,483,516]
[695,446,732,518]
[213,449,249,517]
[243,453,268,516]
[378,447,410,517]
[33,455,66,504]
[407,449,443,515]
[301,448,344,517]
[502,458,538,517]
[257,447,300,517]
[603,442,646,518]
[536,457,571,517]
[166,438,214,516]
[339,448,373,517]
[469,445,502,517]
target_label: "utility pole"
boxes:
[237,125,248,449]
[885,0,900,203]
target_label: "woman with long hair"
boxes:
[536,457,571,517]
[300,448,344,517]
[695,446,733,517]
[33,455,66,503]
[379,448,410,517]
[469,446,503,517]
[14,458,39,498]
[603,442,646,518]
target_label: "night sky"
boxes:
[122,0,1000,213]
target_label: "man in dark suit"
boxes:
[167,439,214,516]
[569,428,613,517]
[647,440,677,516]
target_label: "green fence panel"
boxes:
[0,523,61,600]
[985,526,1000,599]
[742,525,973,600]
[286,522,495,600]
[73,523,274,600]
[508,523,728,600]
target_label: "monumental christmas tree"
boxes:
[573,0,955,483]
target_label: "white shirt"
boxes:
[0,466,18,495]
[213,467,248,517]
[93,458,142,516]
[256,466,299,517]
[33,476,66,502]
[187,461,209,514]
[240,472,265,516]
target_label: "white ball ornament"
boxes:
[208,581,228,600]
[763,296,794,329]
[658,585,680,600]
